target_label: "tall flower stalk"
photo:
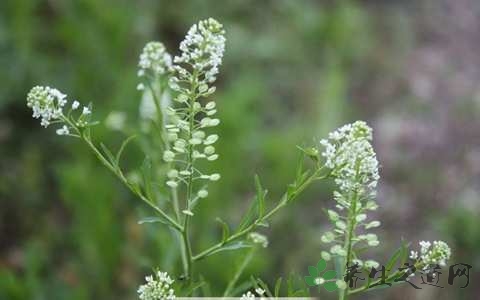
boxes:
[319,121,380,275]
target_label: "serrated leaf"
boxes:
[116,135,137,164]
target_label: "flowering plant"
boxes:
[27,18,451,299]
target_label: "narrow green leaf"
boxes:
[385,243,406,274]
[252,277,273,297]
[216,217,230,242]
[256,220,269,227]
[398,241,411,268]
[141,156,154,201]
[254,175,266,218]
[116,135,137,164]
[183,280,206,296]
[138,216,169,225]
[236,197,258,232]
[274,277,283,297]
[100,143,116,166]
[204,241,252,258]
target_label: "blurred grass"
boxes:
[1,0,479,299]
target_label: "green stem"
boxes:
[193,170,325,262]
[339,190,358,300]
[180,70,200,280]
[82,136,183,230]
[223,248,256,296]
[146,79,188,274]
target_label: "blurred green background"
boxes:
[1,0,479,299]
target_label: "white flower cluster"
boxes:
[320,121,379,197]
[138,42,173,78]
[170,18,226,93]
[240,288,264,300]
[137,271,175,300]
[319,121,381,266]
[248,232,269,248]
[27,86,92,134]
[161,19,225,194]
[410,240,451,269]
[27,86,67,128]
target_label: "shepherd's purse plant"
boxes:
[26,18,452,299]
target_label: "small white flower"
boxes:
[56,125,70,136]
[137,270,175,300]
[410,251,418,260]
[255,288,265,296]
[241,291,255,300]
[82,106,91,115]
[72,100,80,110]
